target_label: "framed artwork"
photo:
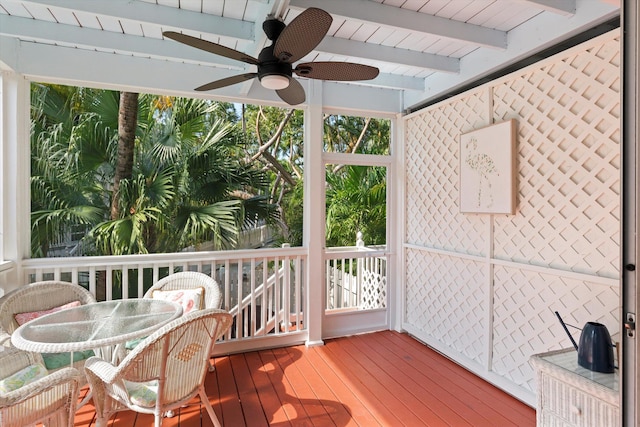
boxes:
[460,119,517,214]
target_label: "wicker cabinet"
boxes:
[530,349,619,427]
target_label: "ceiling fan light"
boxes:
[260,74,290,90]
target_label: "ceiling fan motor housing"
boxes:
[257,44,293,81]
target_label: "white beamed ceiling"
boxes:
[0,0,620,113]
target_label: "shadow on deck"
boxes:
[73,330,535,426]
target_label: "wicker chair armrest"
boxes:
[84,356,119,384]
[0,366,81,406]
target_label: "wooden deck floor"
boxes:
[73,330,535,426]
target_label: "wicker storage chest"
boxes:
[530,349,619,427]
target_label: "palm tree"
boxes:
[30,84,117,256]
[91,94,277,255]
[30,85,277,257]
[111,92,139,221]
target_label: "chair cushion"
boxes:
[151,288,204,314]
[124,337,145,350]
[125,380,158,407]
[14,301,82,326]
[0,362,48,394]
[41,350,95,370]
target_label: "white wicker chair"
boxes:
[85,308,232,427]
[0,280,97,394]
[0,347,83,427]
[0,280,96,347]
[143,271,222,310]
[132,271,223,373]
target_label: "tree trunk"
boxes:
[111,91,139,220]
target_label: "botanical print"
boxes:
[464,136,499,209]
[460,120,516,214]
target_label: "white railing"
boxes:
[325,240,388,312]
[18,247,307,351]
[5,234,388,349]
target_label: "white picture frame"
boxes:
[460,119,517,214]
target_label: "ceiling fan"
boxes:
[163,7,380,105]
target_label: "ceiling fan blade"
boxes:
[294,62,380,81]
[274,8,332,63]
[194,73,257,91]
[163,31,259,65]
[276,78,305,105]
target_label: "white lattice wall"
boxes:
[403,29,620,405]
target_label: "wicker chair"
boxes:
[0,347,83,427]
[123,271,223,372]
[85,308,232,427]
[0,280,96,347]
[0,280,96,394]
[143,271,222,310]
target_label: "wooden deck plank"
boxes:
[381,332,535,424]
[345,333,470,426]
[69,331,535,427]
[271,346,341,426]
[213,355,250,426]
[351,337,504,427]
[280,346,357,427]
[319,338,428,426]
[300,343,383,426]
[243,351,295,426]
[73,391,96,427]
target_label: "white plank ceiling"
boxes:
[0,0,620,113]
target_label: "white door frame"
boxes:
[621,1,638,426]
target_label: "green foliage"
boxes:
[30,84,391,256]
[323,114,389,247]
[325,165,387,246]
[323,114,390,155]
[30,84,276,257]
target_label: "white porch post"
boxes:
[304,79,324,346]
[390,112,404,332]
[0,71,30,290]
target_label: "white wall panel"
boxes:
[403,29,621,405]
[405,89,489,254]
[405,248,488,365]
[492,266,619,393]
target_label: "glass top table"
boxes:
[11,299,183,354]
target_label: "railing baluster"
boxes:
[274,256,280,335]
[352,258,356,307]
[137,264,144,298]
[325,260,331,310]
[283,255,290,333]
[71,267,78,285]
[295,255,301,330]
[224,260,231,312]
[122,268,129,299]
[105,266,113,301]
[343,259,348,307]
[250,258,256,337]
[261,256,268,336]
[236,260,242,339]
